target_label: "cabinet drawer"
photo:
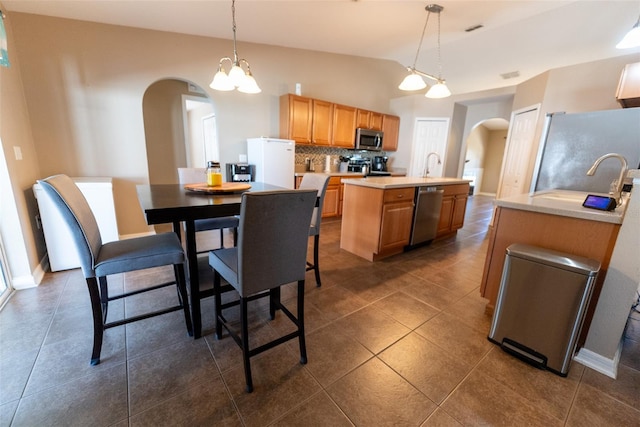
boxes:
[442,183,470,197]
[383,188,415,203]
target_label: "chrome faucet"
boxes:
[424,152,441,177]
[586,153,628,207]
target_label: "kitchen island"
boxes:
[480,189,627,348]
[340,177,470,261]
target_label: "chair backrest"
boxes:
[37,174,101,277]
[177,168,206,185]
[236,189,316,296]
[298,173,330,233]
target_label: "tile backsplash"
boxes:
[295,145,388,171]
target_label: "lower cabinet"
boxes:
[436,184,469,238]
[379,197,414,253]
[295,175,343,218]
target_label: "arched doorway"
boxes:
[142,79,215,185]
[463,118,509,196]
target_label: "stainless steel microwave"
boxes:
[355,128,383,151]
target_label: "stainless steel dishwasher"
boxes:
[408,186,443,247]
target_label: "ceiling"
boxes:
[3,1,640,95]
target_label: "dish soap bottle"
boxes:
[206,161,222,187]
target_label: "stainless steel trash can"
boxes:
[488,243,600,376]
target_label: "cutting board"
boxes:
[184,182,251,194]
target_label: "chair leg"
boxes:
[240,296,253,393]
[213,270,223,339]
[297,280,308,365]
[219,229,224,248]
[313,234,321,287]
[99,276,109,322]
[232,228,238,247]
[175,263,193,337]
[269,287,281,320]
[86,277,104,366]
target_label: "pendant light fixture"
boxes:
[616,14,640,49]
[210,0,261,94]
[399,4,451,99]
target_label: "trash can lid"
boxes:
[506,243,601,275]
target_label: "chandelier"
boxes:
[210,0,261,94]
[399,4,451,99]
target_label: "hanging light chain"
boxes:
[231,0,239,63]
[436,8,442,80]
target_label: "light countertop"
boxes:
[341,176,471,189]
[294,170,406,178]
[495,189,629,224]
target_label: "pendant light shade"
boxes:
[399,72,427,91]
[399,4,450,98]
[616,15,640,49]
[210,0,261,93]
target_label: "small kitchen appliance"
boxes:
[373,156,388,172]
[226,163,255,182]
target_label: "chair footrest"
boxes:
[104,304,185,329]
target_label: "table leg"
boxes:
[184,220,202,338]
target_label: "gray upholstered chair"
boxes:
[177,167,239,251]
[298,173,330,286]
[209,189,317,392]
[37,174,192,365]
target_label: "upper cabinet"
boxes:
[381,114,400,151]
[356,109,383,131]
[280,94,399,151]
[279,94,332,145]
[333,104,357,148]
[616,62,640,108]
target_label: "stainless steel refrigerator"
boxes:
[531,108,640,193]
[247,137,296,189]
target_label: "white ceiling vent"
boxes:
[500,71,520,80]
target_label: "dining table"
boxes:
[136,182,285,338]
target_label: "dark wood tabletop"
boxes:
[136,182,285,224]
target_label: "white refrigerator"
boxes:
[247,137,296,189]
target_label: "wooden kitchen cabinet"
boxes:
[279,94,332,145]
[616,62,640,108]
[332,104,357,148]
[436,183,469,238]
[356,109,383,131]
[382,114,400,151]
[280,94,312,143]
[379,189,415,253]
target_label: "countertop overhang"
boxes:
[495,189,629,224]
[341,176,471,189]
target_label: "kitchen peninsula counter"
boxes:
[340,177,470,261]
[480,188,629,348]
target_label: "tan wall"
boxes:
[481,129,508,194]
[0,7,44,285]
[9,12,405,239]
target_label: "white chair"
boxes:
[209,189,317,392]
[298,173,331,286]
[177,167,239,251]
[38,174,192,365]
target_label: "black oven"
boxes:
[355,128,383,151]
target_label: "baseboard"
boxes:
[476,192,496,197]
[573,343,622,379]
[12,255,48,290]
[120,231,156,239]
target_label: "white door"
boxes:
[496,105,540,199]
[0,235,12,308]
[409,118,450,177]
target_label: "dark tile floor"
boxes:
[1,195,639,426]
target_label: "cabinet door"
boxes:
[322,185,340,217]
[282,95,313,144]
[312,100,333,146]
[451,195,468,230]
[333,104,357,147]
[356,109,371,129]
[382,115,400,151]
[370,112,383,131]
[437,195,454,235]
[379,201,414,252]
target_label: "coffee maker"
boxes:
[372,156,388,172]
